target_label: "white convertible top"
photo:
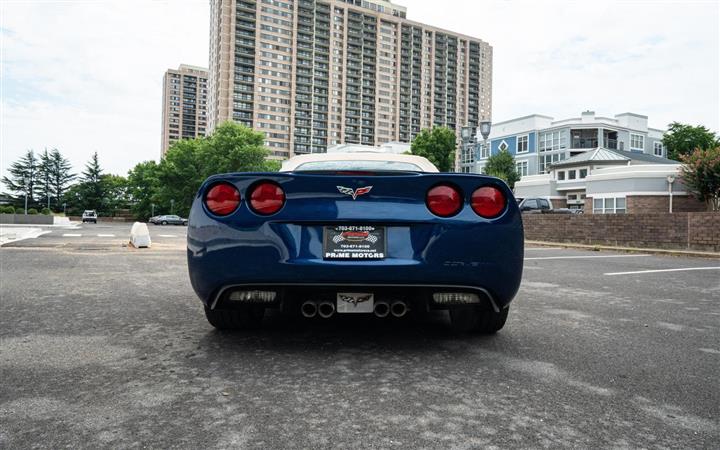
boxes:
[280,152,439,173]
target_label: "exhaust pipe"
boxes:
[374,301,390,318]
[390,301,408,318]
[318,301,335,319]
[301,301,318,318]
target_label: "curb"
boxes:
[525,240,720,259]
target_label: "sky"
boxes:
[1,0,719,177]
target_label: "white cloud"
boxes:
[1,0,718,178]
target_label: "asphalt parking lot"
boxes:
[1,224,718,448]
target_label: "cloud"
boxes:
[1,0,718,179]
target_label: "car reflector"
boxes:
[228,290,276,303]
[205,183,241,216]
[432,293,481,304]
[249,182,286,215]
[471,186,506,218]
[426,185,462,217]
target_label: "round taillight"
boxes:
[205,183,241,216]
[426,185,462,217]
[249,182,285,215]
[471,186,506,218]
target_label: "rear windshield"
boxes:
[293,160,423,172]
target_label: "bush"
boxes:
[41,207,52,215]
[0,206,15,214]
[27,208,38,215]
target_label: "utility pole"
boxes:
[23,176,29,214]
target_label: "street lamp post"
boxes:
[478,120,492,165]
[666,175,675,213]
[151,203,155,217]
[460,126,474,172]
[63,202,67,216]
[170,199,175,215]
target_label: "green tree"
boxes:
[663,122,719,161]
[483,149,520,189]
[101,174,129,215]
[2,150,39,202]
[37,149,54,211]
[69,152,105,212]
[410,126,457,172]
[156,121,273,217]
[48,149,75,210]
[127,160,161,220]
[680,146,720,211]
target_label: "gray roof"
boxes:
[550,148,678,168]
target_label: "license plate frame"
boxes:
[336,292,374,314]
[322,225,386,260]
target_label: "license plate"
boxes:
[323,225,386,260]
[336,292,374,313]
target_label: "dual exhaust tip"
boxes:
[301,300,408,319]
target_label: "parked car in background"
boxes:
[81,210,97,223]
[518,197,575,214]
[149,215,188,226]
[187,152,524,334]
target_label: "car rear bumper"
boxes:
[187,220,523,311]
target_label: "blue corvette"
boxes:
[187,152,523,333]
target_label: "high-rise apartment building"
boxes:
[208,0,492,159]
[161,64,209,156]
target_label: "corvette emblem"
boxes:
[338,294,373,305]
[337,185,372,200]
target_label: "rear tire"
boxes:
[204,306,264,330]
[161,220,168,225]
[450,305,509,334]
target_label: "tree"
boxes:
[69,152,105,212]
[680,146,720,211]
[410,126,456,172]
[101,174,129,215]
[2,150,39,202]
[37,149,53,210]
[127,160,161,220]
[48,149,75,210]
[663,122,719,161]
[483,149,520,189]
[155,121,274,217]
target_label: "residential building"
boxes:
[161,65,209,156]
[460,110,667,175]
[208,0,492,159]
[514,148,708,213]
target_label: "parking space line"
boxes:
[62,233,82,237]
[605,267,720,276]
[525,247,563,251]
[157,234,177,238]
[97,234,115,237]
[525,255,649,260]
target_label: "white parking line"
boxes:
[97,234,115,237]
[157,234,177,238]
[525,247,563,251]
[62,233,82,237]
[525,255,649,260]
[604,267,720,276]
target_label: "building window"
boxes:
[579,168,588,179]
[538,130,566,152]
[517,135,529,153]
[568,170,576,180]
[557,171,565,181]
[539,152,566,174]
[516,160,528,178]
[630,134,645,152]
[593,197,626,214]
[654,141,664,156]
[479,143,490,159]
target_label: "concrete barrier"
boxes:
[130,222,151,248]
[0,214,54,225]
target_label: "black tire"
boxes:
[450,305,509,334]
[161,220,168,225]
[204,306,264,330]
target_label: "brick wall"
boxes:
[523,212,720,252]
[584,195,706,214]
[550,198,567,209]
